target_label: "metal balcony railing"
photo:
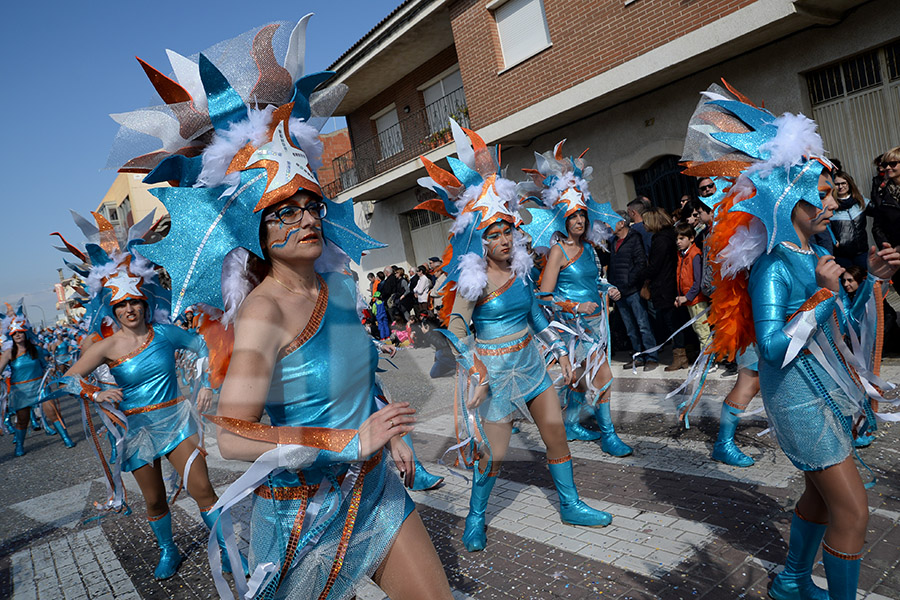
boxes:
[326,87,469,197]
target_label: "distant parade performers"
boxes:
[519,141,633,455]
[417,121,612,553]
[683,81,900,599]
[0,306,76,454]
[105,15,452,599]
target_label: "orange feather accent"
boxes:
[415,199,451,218]
[197,312,235,390]
[721,79,758,108]
[705,188,758,361]
[420,156,462,190]
[461,127,487,152]
[49,232,87,263]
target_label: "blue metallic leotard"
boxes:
[749,243,874,470]
[108,324,207,472]
[247,272,413,600]
[8,348,49,411]
[462,276,555,423]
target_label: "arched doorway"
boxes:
[632,155,696,214]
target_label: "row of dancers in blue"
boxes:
[12,16,897,600]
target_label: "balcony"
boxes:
[323,87,469,199]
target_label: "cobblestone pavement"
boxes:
[2,348,899,599]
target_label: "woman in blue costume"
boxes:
[417,122,612,553]
[683,82,900,599]
[520,141,631,455]
[62,251,244,581]
[0,312,76,454]
[104,17,453,599]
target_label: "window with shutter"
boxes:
[494,0,551,70]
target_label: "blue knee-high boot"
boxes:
[712,402,755,467]
[821,543,862,600]
[30,410,42,431]
[593,400,633,457]
[462,463,498,552]
[547,455,611,527]
[768,510,828,600]
[14,428,26,457]
[404,435,444,491]
[564,390,602,441]
[201,507,249,576]
[148,511,182,580]
[53,421,76,448]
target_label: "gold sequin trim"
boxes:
[108,328,155,368]
[477,276,516,306]
[317,461,370,600]
[204,414,358,452]
[278,274,328,360]
[123,396,184,416]
[476,334,532,356]
[10,376,42,386]
[547,454,571,465]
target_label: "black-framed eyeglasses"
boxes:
[699,184,716,192]
[266,202,327,225]
[882,160,899,169]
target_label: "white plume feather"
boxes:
[717,217,767,278]
[456,253,488,301]
[220,248,259,326]
[197,106,275,188]
[748,112,825,177]
[510,231,532,281]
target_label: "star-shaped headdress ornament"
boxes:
[50,211,170,336]
[414,119,529,301]
[517,140,622,251]
[107,16,384,321]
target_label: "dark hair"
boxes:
[691,198,712,215]
[626,198,648,215]
[418,264,428,275]
[844,265,866,285]
[11,336,39,361]
[376,272,385,281]
[832,170,865,209]
[675,223,696,239]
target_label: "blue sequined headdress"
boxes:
[415,119,531,301]
[51,211,170,337]
[107,16,384,321]
[681,81,833,270]
[517,140,622,252]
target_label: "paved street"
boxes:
[2,348,899,599]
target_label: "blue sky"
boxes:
[0,1,400,326]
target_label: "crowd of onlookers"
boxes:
[361,145,900,376]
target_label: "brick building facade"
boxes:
[323,0,900,281]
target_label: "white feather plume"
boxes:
[197,106,275,188]
[717,217,767,278]
[748,112,825,177]
[510,231,532,281]
[288,118,324,171]
[220,248,259,326]
[456,253,488,301]
[585,221,613,250]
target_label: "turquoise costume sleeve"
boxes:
[750,257,836,366]
[527,284,553,332]
[158,324,210,387]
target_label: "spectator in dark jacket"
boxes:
[608,218,657,370]
[830,170,870,269]
[640,208,682,370]
[870,147,900,250]
[627,197,653,255]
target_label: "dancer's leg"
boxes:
[806,458,868,600]
[589,362,632,456]
[14,408,30,456]
[373,509,453,600]
[461,420,510,551]
[712,368,758,467]
[770,474,829,600]
[132,460,182,579]
[528,387,610,526]
[166,435,217,508]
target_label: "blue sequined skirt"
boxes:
[759,352,854,471]
[120,398,198,472]
[249,450,414,600]
[476,332,553,423]
[9,379,43,412]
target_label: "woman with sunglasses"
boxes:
[869,147,900,294]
